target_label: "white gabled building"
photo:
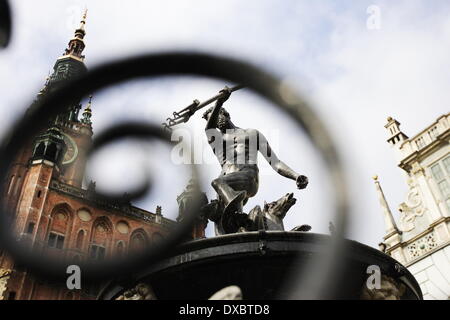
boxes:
[376,113,450,300]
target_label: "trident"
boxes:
[162,84,245,131]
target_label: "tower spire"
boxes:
[64,9,88,60]
[43,9,88,122]
[373,175,400,236]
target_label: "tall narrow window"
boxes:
[56,235,64,249]
[443,157,450,174]
[438,180,450,198]
[26,222,35,235]
[431,156,450,211]
[431,164,445,180]
[34,142,45,158]
[116,241,125,257]
[13,176,21,196]
[46,143,57,161]
[7,175,15,195]
[76,230,84,249]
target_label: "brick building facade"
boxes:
[0,11,175,300]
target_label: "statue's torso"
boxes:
[209,128,259,174]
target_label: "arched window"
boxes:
[90,218,112,246]
[47,204,73,250]
[76,230,85,249]
[34,142,45,158]
[89,217,113,261]
[130,233,145,251]
[46,143,58,161]
[130,229,148,253]
[116,241,125,257]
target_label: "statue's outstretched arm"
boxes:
[205,101,222,130]
[257,130,308,189]
[205,87,232,130]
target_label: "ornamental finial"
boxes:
[81,95,93,125]
[80,8,88,30]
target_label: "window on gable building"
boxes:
[431,155,450,211]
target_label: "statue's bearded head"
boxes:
[203,107,231,130]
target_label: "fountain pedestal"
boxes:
[99,231,422,300]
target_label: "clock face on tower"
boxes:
[62,133,78,165]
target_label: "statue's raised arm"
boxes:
[256,130,309,189]
[203,87,232,130]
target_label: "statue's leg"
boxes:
[212,172,259,234]
[211,177,246,212]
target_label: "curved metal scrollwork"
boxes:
[0,0,11,48]
[0,49,350,297]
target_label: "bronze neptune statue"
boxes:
[202,87,309,234]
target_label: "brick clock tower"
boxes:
[0,11,174,300]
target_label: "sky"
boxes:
[0,0,449,248]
